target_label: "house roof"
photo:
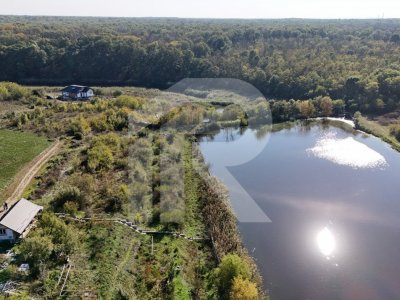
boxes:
[0,199,43,234]
[61,85,92,93]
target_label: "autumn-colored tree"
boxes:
[298,100,315,118]
[215,254,252,299]
[320,96,333,117]
[230,276,259,300]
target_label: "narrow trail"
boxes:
[56,213,209,241]
[1,140,62,216]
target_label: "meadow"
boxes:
[0,129,50,199]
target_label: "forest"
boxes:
[0,16,400,115]
[1,16,400,298]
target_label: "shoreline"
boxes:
[312,117,355,128]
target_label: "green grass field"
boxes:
[0,129,50,195]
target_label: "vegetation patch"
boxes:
[0,129,50,199]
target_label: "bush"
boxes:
[0,82,29,101]
[64,201,79,216]
[220,104,244,121]
[53,186,82,210]
[172,276,191,299]
[92,132,121,152]
[87,143,114,171]
[18,235,54,277]
[39,212,78,254]
[214,254,252,299]
[230,276,258,300]
[114,95,143,110]
[94,88,104,96]
[0,85,9,100]
[68,114,91,139]
[353,111,362,129]
[390,125,400,142]
[112,90,123,97]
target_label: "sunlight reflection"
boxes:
[307,133,388,169]
[316,227,336,257]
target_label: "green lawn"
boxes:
[0,129,50,194]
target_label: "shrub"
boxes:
[0,82,29,101]
[390,125,400,142]
[53,186,82,210]
[353,111,362,129]
[68,114,91,139]
[0,85,9,100]
[64,201,79,216]
[112,90,123,97]
[230,276,258,300]
[39,212,78,254]
[92,132,121,152]
[18,235,54,277]
[114,95,143,110]
[87,143,114,171]
[213,254,254,299]
[220,104,245,122]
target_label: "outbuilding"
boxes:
[0,199,43,242]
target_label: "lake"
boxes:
[199,121,400,300]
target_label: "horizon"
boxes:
[1,0,399,19]
[2,15,400,21]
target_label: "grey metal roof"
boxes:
[61,85,92,93]
[0,199,43,234]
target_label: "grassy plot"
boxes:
[0,129,50,196]
[357,116,400,152]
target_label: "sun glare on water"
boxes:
[307,133,388,169]
[316,227,336,257]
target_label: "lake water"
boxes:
[199,121,400,300]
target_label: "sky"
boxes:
[1,0,400,19]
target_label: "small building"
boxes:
[60,85,94,100]
[0,199,43,242]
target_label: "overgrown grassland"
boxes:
[0,129,50,195]
[357,115,400,152]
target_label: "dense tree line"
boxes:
[1,17,400,114]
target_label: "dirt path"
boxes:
[56,213,209,241]
[1,140,62,212]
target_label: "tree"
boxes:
[332,99,345,116]
[374,98,386,111]
[298,100,315,119]
[230,276,259,300]
[40,212,78,254]
[215,254,252,299]
[18,235,54,276]
[353,111,362,129]
[192,41,210,57]
[320,96,333,117]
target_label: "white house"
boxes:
[61,85,94,100]
[0,199,43,242]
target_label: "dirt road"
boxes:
[1,140,62,212]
